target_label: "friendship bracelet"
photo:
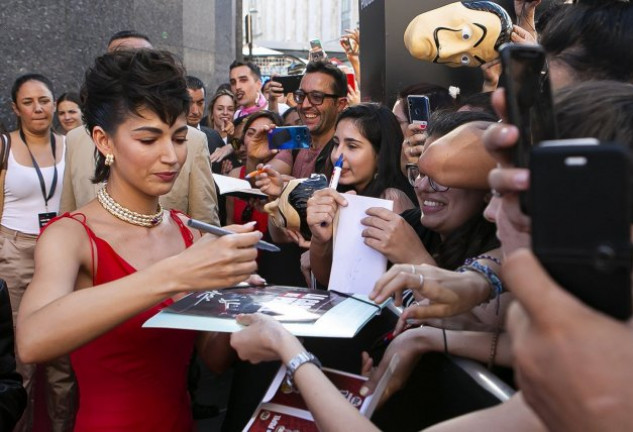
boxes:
[463,254,502,266]
[457,261,504,313]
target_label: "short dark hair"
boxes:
[242,110,283,132]
[81,49,189,183]
[541,2,633,83]
[57,91,81,108]
[229,60,262,80]
[427,109,498,138]
[11,73,55,103]
[304,61,348,97]
[185,75,205,92]
[108,30,151,47]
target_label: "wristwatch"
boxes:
[284,351,322,390]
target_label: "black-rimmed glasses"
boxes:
[406,163,449,192]
[293,90,340,106]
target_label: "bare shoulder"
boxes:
[36,215,93,268]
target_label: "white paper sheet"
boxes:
[328,194,393,295]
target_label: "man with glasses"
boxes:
[250,61,348,180]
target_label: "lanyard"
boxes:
[19,129,58,210]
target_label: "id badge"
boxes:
[38,212,57,229]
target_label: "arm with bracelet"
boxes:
[231,313,380,432]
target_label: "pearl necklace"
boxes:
[97,187,164,228]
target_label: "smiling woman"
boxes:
[15,49,262,432]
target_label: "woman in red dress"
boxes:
[15,49,261,431]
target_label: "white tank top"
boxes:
[2,143,66,234]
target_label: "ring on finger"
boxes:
[418,274,424,290]
[410,264,416,275]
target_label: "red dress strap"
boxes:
[168,209,194,247]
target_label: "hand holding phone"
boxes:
[309,38,327,62]
[272,75,303,95]
[267,126,311,150]
[406,95,430,130]
[500,43,558,168]
[530,140,633,320]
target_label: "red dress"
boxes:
[53,211,198,431]
[232,166,269,233]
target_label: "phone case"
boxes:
[407,95,430,128]
[267,126,311,150]
[530,143,633,319]
[500,43,557,169]
[273,75,302,94]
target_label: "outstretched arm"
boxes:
[231,314,379,432]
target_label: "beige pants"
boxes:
[0,226,77,432]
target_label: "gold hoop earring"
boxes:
[105,153,114,166]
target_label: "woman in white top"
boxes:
[0,73,74,432]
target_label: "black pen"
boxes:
[187,219,280,252]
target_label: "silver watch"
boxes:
[284,351,322,390]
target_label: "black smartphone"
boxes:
[272,75,303,94]
[500,43,558,168]
[530,140,633,320]
[406,95,430,130]
[267,126,311,150]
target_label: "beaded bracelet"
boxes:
[457,261,504,313]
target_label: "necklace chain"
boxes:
[97,187,164,228]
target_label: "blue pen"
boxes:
[329,154,344,190]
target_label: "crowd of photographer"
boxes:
[2,0,633,431]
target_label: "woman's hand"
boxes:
[306,189,348,244]
[361,208,430,264]
[253,164,285,198]
[360,327,439,405]
[347,82,361,106]
[173,229,261,291]
[511,24,537,46]
[370,264,491,330]
[403,124,427,164]
[220,159,234,175]
[221,119,235,137]
[231,313,304,363]
[247,123,278,162]
[209,144,234,164]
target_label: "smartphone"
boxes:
[407,95,430,130]
[530,140,633,320]
[346,73,356,92]
[267,126,311,150]
[272,75,303,94]
[309,38,326,61]
[500,43,558,168]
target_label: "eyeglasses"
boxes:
[406,163,449,192]
[293,90,340,106]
